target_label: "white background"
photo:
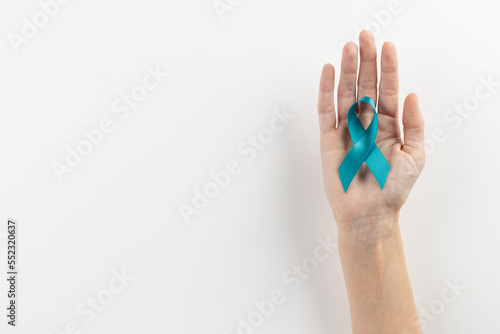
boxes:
[0,0,499,333]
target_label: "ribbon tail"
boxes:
[339,158,361,193]
[365,145,391,189]
[338,134,373,193]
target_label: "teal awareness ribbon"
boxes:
[338,96,390,193]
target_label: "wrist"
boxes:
[336,214,405,288]
[336,213,400,246]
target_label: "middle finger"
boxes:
[357,30,378,125]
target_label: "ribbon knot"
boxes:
[338,96,390,193]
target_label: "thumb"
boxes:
[402,93,425,167]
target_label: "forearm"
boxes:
[337,214,422,334]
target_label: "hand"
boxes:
[317,30,425,227]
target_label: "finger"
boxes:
[402,93,425,168]
[378,41,400,138]
[318,64,336,134]
[357,30,378,119]
[337,42,358,126]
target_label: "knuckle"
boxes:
[358,80,377,92]
[380,87,398,97]
[338,89,356,99]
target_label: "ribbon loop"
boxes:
[338,96,390,192]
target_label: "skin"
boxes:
[317,30,424,333]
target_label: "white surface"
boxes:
[0,0,499,333]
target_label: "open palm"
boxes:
[317,31,425,226]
